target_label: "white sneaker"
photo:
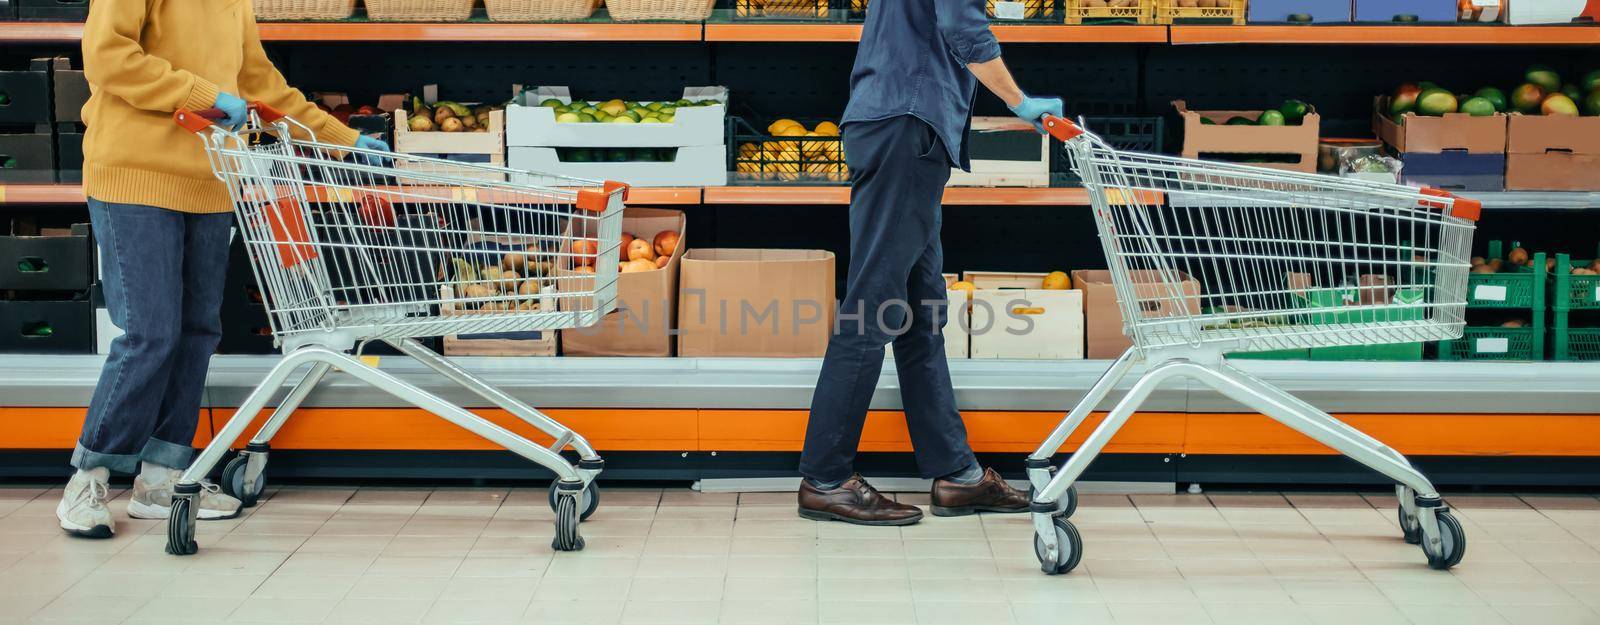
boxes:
[127,467,242,520]
[57,468,114,538]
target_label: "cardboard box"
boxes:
[964,271,1083,359]
[0,59,50,124]
[1247,0,1351,22]
[1373,96,1508,155]
[1,222,92,290]
[50,57,88,125]
[1503,113,1600,191]
[506,86,728,148]
[1507,113,1600,155]
[886,273,969,360]
[439,284,560,357]
[677,249,835,358]
[1072,269,1202,359]
[1507,153,1600,191]
[1505,0,1594,23]
[508,145,728,187]
[561,208,686,356]
[1353,0,1455,22]
[946,117,1049,187]
[0,131,55,183]
[1174,100,1320,173]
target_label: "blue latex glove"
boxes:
[353,134,391,167]
[1009,94,1065,135]
[214,92,247,130]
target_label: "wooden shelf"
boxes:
[701,186,1100,205]
[704,23,1166,43]
[0,184,85,204]
[256,21,702,42]
[614,187,703,205]
[1171,24,1600,45]
[0,22,81,42]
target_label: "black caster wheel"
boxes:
[165,496,199,556]
[222,455,266,508]
[547,480,599,522]
[1398,504,1422,545]
[1033,516,1083,575]
[1028,484,1078,519]
[1424,509,1466,570]
[550,491,586,552]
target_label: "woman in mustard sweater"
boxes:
[58,0,388,538]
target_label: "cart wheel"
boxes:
[550,492,586,552]
[1398,504,1422,545]
[165,495,199,556]
[1424,510,1466,570]
[547,480,599,522]
[222,455,266,509]
[1028,484,1078,519]
[1033,516,1083,575]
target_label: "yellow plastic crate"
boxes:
[1155,0,1245,24]
[1063,0,1153,24]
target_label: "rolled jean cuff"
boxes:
[140,437,195,470]
[70,443,141,474]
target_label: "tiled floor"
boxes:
[1,485,1598,625]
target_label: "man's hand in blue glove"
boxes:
[1009,94,1064,135]
[214,92,248,130]
[354,134,391,167]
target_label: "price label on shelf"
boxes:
[992,1,1025,20]
[1475,337,1509,354]
[1473,284,1507,302]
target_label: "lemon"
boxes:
[767,118,803,135]
[813,121,840,135]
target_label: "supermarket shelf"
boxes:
[1466,191,1600,210]
[701,186,1102,205]
[1170,24,1600,46]
[621,187,703,205]
[703,23,1167,43]
[4,355,1598,414]
[0,21,702,43]
[0,184,85,204]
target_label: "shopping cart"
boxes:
[1025,115,1480,575]
[164,103,627,556]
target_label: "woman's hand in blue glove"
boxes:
[214,92,248,130]
[353,134,391,167]
[1008,94,1065,135]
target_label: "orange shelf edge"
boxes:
[1171,25,1600,45]
[256,21,702,42]
[702,186,1104,205]
[705,23,1166,43]
[5,407,1600,457]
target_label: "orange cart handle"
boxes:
[575,180,630,212]
[173,101,289,133]
[1417,186,1482,222]
[1041,114,1084,142]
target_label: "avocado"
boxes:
[1473,87,1508,112]
[1258,110,1287,126]
[631,148,657,162]
[1200,117,1216,125]
[607,149,630,163]
[1278,99,1309,125]
[1460,97,1496,117]
[1583,70,1600,95]
[1226,116,1255,126]
[1584,90,1600,117]
[1562,83,1583,102]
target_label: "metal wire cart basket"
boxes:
[164,103,628,556]
[1024,114,1481,575]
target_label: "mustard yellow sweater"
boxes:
[81,0,360,214]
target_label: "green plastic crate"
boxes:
[1440,326,1543,361]
[1466,241,1546,310]
[1301,286,1426,361]
[1554,252,1600,312]
[1554,327,1600,361]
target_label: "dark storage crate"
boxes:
[0,131,56,183]
[50,57,88,126]
[0,297,93,354]
[1353,0,1455,23]
[1,222,92,291]
[55,130,81,183]
[728,116,846,186]
[17,0,88,21]
[1247,0,1352,23]
[1398,152,1505,193]
[0,58,52,125]
[1052,116,1164,186]
[0,0,16,19]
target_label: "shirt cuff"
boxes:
[183,76,221,113]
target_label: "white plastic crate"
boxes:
[964,271,1084,360]
[506,86,728,149]
[507,145,728,187]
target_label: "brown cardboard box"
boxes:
[1507,113,1600,154]
[678,249,836,358]
[1505,114,1600,191]
[1072,269,1202,359]
[1507,153,1600,191]
[561,208,686,356]
[1373,96,1508,154]
[1174,100,1321,173]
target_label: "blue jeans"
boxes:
[73,199,233,474]
[799,116,976,483]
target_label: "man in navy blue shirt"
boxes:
[797,0,1064,525]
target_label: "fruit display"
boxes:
[1063,0,1151,23]
[732,0,831,19]
[1197,99,1313,126]
[731,117,846,184]
[533,97,719,125]
[613,229,681,273]
[1176,100,1320,172]
[446,251,555,313]
[405,97,500,133]
[1386,66,1600,121]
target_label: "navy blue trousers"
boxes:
[799,115,976,483]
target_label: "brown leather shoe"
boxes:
[930,467,1030,517]
[797,475,923,526]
